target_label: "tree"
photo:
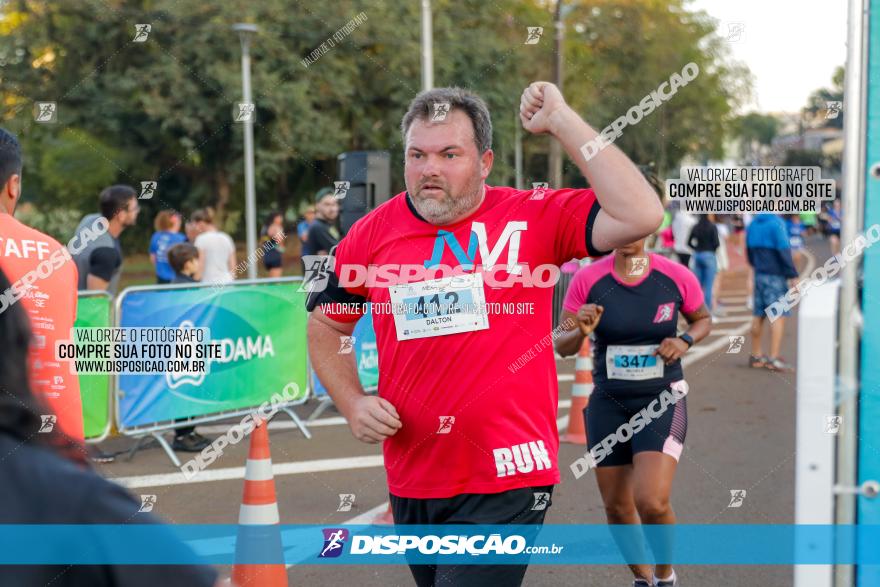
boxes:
[733,112,779,164]
[1,0,749,244]
[804,65,844,129]
[559,0,750,178]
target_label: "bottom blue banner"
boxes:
[0,525,877,565]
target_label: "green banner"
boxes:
[75,293,111,439]
[116,280,309,429]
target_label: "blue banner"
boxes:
[1,525,880,565]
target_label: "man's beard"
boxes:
[410,177,484,226]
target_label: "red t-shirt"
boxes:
[321,185,605,498]
[0,214,83,440]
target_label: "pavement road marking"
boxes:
[112,399,576,490]
[342,501,393,525]
[197,417,348,435]
[682,322,751,364]
[711,315,756,324]
[111,455,385,489]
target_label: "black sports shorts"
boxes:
[585,380,688,467]
[389,485,553,587]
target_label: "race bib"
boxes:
[606,344,664,381]
[389,273,489,341]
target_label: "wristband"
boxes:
[679,333,694,348]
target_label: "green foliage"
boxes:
[561,0,749,176]
[732,112,779,161]
[13,204,83,242]
[734,112,779,146]
[33,128,121,211]
[1,0,748,241]
[803,65,844,130]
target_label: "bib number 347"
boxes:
[606,344,664,381]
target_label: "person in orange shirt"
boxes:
[0,128,84,441]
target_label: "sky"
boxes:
[688,0,848,114]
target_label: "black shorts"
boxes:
[585,381,688,467]
[263,248,283,269]
[389,485,553,587]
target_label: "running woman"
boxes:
[555,223,712,587]
[260,210,285,278]
[307,82,664,586]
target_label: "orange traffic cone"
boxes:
[561,338,593,444]
[371,503,394,525]
[231,419,288,587]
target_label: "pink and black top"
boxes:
[563,253,704,395]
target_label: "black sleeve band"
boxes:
[585,199,613,257]
[305,264,367,313]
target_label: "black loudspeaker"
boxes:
[336,150,391,235]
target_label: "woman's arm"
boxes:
[554,304,604,357]
[654,304,712,365]
[555,309,586,357]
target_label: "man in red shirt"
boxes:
[0,128,83,441]
[307,83,664,585]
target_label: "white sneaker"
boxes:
[654,569,678,586]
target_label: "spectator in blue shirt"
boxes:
[746,214,799,372]
[297,206,315,246]
[149,210,186,284]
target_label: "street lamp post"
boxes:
[233,23,259,280]
[549,1,575,188]
[549,3,563,188]
[421,0,434,91]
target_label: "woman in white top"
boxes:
[712,218,731,316]
[191,208,236,285]
[671,209,697,268]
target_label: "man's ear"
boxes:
[480,149,494,181]
[1,173,21,214]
